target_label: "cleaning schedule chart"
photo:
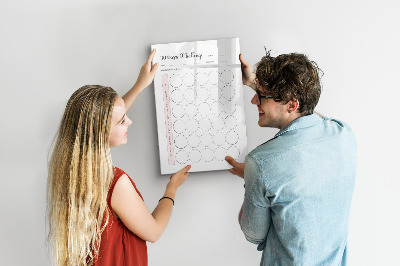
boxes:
[151,38,248,174]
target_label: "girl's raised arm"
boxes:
[123,49,159,112]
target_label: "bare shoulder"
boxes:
[115,173,133,188]
[111,174,141,208]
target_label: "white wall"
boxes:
[1,0,399,265]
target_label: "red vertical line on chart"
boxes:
[162,74,175,165]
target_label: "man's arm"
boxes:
[239,54,257,91]
[239,155,272,245]
[224,156,245,223]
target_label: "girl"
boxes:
[47,50,190,266]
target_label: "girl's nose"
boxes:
[126,116,133,126]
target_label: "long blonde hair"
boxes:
[47,85,118,265]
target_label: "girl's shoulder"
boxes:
[113,166,127,178]
[111,167,143,200]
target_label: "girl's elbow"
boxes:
[147,237,158,243]
[146,232,161,243]
[143,226,163,243]
[128,221,164,243]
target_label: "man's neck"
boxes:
[278,113,303,130]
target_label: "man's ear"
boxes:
[288,100,299,113]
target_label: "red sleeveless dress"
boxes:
[94,167,148,266]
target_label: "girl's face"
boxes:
[109,96,132,148]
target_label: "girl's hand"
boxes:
[122,50,158,112]
[135,49,159,90]
[167,165,191,191]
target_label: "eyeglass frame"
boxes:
[255,89,281,105]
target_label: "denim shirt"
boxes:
[240,114,357,266]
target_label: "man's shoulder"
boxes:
[248,116,356,165]
[319,116,357,145]
[247,138,288,166]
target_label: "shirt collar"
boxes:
[275,114,322,138]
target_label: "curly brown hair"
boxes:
[255,52,322,115]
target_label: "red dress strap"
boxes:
[107,167,144,207]
[94,167,148,266]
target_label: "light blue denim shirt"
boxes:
[240,114,357,266]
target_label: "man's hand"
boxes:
[225,156,244,178]
[239,54,257,90]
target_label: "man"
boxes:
[226,52,357,265]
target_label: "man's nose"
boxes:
[251,94,259,105]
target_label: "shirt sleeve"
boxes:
[239,154,271,247]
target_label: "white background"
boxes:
[0,0,399,265]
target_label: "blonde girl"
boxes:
[47,50,190,266]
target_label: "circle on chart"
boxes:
[219,101,234,116]
[169,74,183,88]
[199,117,212,131]
[171,89,184,104]
[213,132,225,146]
[175,150,188,164]
[225,130,239,145]
[217,100,228,112]
[180,115,191,126]
[200,133,213,147]
[196,72,208,86]
[208,70,219,85]
[183,72,194,87]
[221,85,235,100]
[227,146,240,160]
[207,142,217,151]
[172,104,185,118]
[211,118,224,131]
[231,106,243,119]
[214,147,227,161]
[185,103,197,117]
[196,89,209,102]
[208,86,219,102]
[219,69,234,84]
[224,115,237,130]
[218,111,228,120]
[184,89,195,102]
[173,120,186,134]
[174,135,187,149]
[186,119,199,133]
[198,102,211,115]
[208,102,218,118]
[193,112,203,122]
[189,149,201,163]
[188,134,200,148]
[202,148,214,162]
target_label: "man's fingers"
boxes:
[239,54,249,67]
[225,156,238,167]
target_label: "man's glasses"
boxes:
[255,90,280,105]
